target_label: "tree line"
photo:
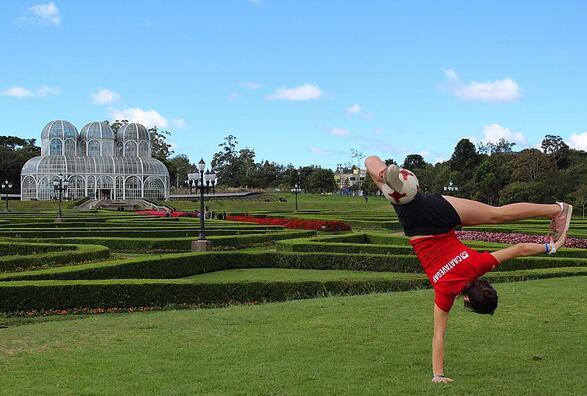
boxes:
[361,135,586,216]
[1,128,585,215]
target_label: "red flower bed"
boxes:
[226,215,351,232]
[136,210,198,218]
[457,230,587,249]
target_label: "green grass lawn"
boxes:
[0,276,585,395]
[184,268,426,282]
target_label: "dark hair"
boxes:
[462,280,498,315]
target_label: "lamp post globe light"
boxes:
[291,183,302,212]
[189,158,218,252]
[443,180,459,195]
[1,180,13,212]
[52,174,69,223]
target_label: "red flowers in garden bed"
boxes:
[226,215,351,231]
[136,210,198,218]
[457,230,587,249]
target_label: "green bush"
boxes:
[0,277,430,312]
[0,244,110,272]
[22,230,316,252]
[0,266,585,312]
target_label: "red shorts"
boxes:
[409,231,499,312]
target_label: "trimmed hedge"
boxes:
[2,249,586,282]
[21,230,316,252]
[0,244,110,272]
[276,235,587,258]
[0,278,429,312]
[0,267,585,312]
[0,228,274,239]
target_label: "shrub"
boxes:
[226,215,351,231]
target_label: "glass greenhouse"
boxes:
[21,120,170,201]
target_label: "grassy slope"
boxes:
[0,276,585,395]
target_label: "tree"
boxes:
[148,126,174,162]
[0,136,41,193]
[511,149,556,182]
[350,148,364,170]
[568,185,587,217]
[211,135,241,187]
[297,165,321,192]
[167,154,196,189]
[541,134,570,170]
[306,168,336,193]
[450,138,479,173]
[402,154,427,169]
[384,158,396,166]
[362,173,379,196]
[477,138,516,155]
[472,155,513,205]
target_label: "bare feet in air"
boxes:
[431,376,454,384]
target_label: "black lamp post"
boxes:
[189,159,218,251]
[291,183,302,212]
[1,180,12,213]
[52,174,69,223]
[443,180,459,195]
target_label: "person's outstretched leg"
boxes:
[442,195,561,226]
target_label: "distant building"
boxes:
[334,168,367,189]
[21,120,170,200]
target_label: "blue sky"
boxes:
[2,1,587,169]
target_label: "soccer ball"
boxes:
[381,168,419,205]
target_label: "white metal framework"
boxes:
[21,120,170,201]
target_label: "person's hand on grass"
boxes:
[431,376,454,384]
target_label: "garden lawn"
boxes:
[0,276,585,395]
[184,268,426,282]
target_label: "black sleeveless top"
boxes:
[393,193,461,236]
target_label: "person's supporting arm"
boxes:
[490,233,567,264]
[432,304,454,383]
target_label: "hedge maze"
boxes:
[0,209,585,314]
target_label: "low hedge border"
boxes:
[0,244,110,272]
[0,268,584,312]
[0,241,73,256]
[0,228,276,239]
[1,249,585,282]
[275,236,587,258]
[19,230,316,253]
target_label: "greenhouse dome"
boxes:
[21,120,169,201]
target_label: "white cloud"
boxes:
[442,69,521,102]
[346,103,362,115]
[443,69,459,82]
[91,89,120,105]
[268,83,323,101]
[309,146,329,155]
[173,118,186,129]
[239,82,261,90]
[36,85,60,97]
[1,85,60,99]
[108,107,169,129]
[328,127,350,137]
[1,86,33,98]
[569,132,587,151]
[227,92,240,101]
[29,2,61,26]
[419,150,430,158]
[481,123,527,146]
